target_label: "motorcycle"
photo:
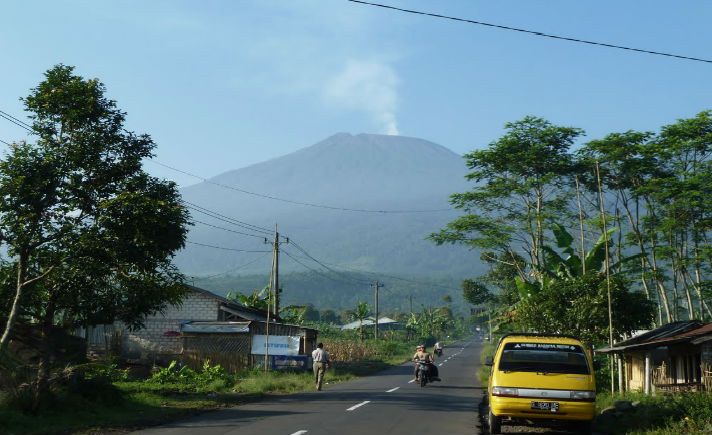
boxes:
[415,359,433,387]
[434,348,443,357]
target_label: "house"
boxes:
[597,321,712,393]
[80,285,316,370]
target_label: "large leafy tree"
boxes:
[514,273,654,346]
[430,116,583,281]
[0,65,190,402]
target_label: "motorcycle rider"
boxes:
[434,341,443,357]
[412,345,440,382]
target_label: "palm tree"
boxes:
[350,301,371,342]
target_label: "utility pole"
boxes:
[371,281,384,339]
[263,224,288,373]
[265,225,288,316]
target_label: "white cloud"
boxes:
[324,60,400,135]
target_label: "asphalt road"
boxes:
[127,338,485,435]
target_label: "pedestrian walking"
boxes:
[311,342,330,391]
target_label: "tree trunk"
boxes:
[34,295,56,411]
[0,252,28,351]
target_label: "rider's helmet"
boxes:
[416,344,424,350]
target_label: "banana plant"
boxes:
[516,222,640,300]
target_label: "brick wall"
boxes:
[120,291,221,358]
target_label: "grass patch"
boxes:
[594,391,712,435]
[0,340,423,434]
[478,341,495,388]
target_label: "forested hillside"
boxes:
[193,270,466,317]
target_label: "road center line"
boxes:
[408,379,415,383]
[386,387,400,392]
[290,431,308,435]
[347,400,371,411]
[438,363,443,366]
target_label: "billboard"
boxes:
[251,335,301,356]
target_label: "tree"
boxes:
[462,279,492,306]
[514,273,654,346]
[0,65,190,405]
[429,116,583,277]
[350,301,371,342]
[319,309,338,324]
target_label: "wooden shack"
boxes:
[180,320,318,372]
[598,321,712,393]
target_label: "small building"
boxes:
[597,321,712,393]
[180,320,317,372]
[80,285,316,371]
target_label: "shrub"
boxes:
[148,360,234,390]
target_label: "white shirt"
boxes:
[312,347,329,362]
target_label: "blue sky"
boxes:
[1,1,711,186]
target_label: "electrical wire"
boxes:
[194,252,273,279]
[186,240,271,253]
[281,248,369,287]
[288,241,371,284]
[192,218,270,239]
[283,245,372,285]
[0,111,34,133]
[0,138,10,146]
[347,0,712,64]
[0,110,33,130]
[183,200,274,236]
[290,239,461,292]
[151,159,453,214]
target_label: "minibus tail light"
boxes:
[492,386,519,397]
[570,390,596,401]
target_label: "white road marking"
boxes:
[408,379,415,383]
[438,363,443,366]
[290,431,308,435]
[347,401,371,411]
[386,387,400,392]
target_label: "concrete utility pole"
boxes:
[265,225,288,316]
[371,281,384,339]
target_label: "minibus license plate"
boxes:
[531,402,559,412]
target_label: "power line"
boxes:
[0,138,10,146]
[284,244,372,285]
[347,0,712,64]
[183,201,274,236]
[186,240,271,253]
[151,159,453,214]
[289,241,371,284]
[193,252,273,279]
[281,248,370,287]
[0,112,34,133]
[0,110,33,131]
[291,249,461,292]
[192,218,270,239]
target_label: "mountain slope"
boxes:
[175,133,479,281]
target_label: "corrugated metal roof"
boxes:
[341,317,399,330]
[597,320,708,353]
[180,321,250,334]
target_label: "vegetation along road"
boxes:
[127,339,482,435]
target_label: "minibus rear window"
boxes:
[498,342,590,374]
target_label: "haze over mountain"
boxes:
[175,133,481,287]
